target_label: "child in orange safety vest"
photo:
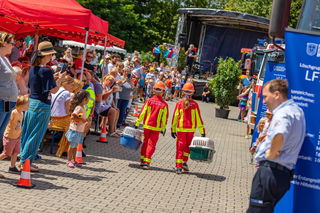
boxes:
[171,82,206,174]
[134,81,169,170]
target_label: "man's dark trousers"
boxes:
[247,163,292,213]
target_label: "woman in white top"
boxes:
[49,76,74,157]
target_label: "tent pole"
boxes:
[80,28,89,81]
[103,36,107,55]
[34,25,39,52]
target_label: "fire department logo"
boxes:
[306,43,318,56]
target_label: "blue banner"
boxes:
[251,62,286,145]
[275,30,320,213]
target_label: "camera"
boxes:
[56,59,69,73]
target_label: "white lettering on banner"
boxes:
[291,89,316,108]
[274,73,286,79]
[298,155,313,161]
[296,102,309,108]
[317,44,320,57]
[306,133,315,138]
[291,95,315,103]
[274,66,286,72]
[299,63,320,71]
[305,70,320,81]
[292,174,320,191]
[291,90,315,98]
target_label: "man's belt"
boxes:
[259,160,294,175]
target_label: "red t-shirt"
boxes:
[74,58,82,70]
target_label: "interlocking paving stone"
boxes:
[0,101,255,213]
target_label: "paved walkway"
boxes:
[0,101,255,213]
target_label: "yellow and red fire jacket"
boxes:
[135,95,168,132]
[171,99,205,134]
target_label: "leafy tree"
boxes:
[224,0,272,18]
[289,0,303,28]
[140,51,155,63]
[223,0,303,27]
[77,0,147,52]
[77,0,223,52]
[77,0,303,53]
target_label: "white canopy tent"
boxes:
[62,40,127,54]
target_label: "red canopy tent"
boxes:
[107,34,125,49]
[0,0,125,78]
[0,24,125,48]
[0,0,108,34]
[0,0,125,47]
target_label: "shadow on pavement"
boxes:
[34,157,64,166]
[31,179,69,190]
[228,118,239,122]
[0,177,68,190]
[128,163,173,173]
[86,138,140,162]
[85,155,111,163]
[36,168,105,182]
[127,163,226,181]
[78,166,117,173]
[31,173,58,181]
[189,172,226,181]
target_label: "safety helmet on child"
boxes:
[182,82,195,93]
[153,81,165,92]
[182,82,195,96]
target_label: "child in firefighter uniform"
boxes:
[135,81,168,170]
[171,82,206,174]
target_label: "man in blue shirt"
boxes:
[247,79,306,213]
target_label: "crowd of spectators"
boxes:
[0,32,197,176]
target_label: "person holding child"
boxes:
[0,95,29,176]
[65,90,89,168]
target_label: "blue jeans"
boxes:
[0,100,16,143]
[117,99,129,128]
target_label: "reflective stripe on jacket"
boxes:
[135,95,168,132]
[84,85,96,118]
[171,99,205,134]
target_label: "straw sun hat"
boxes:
[37,41,56,56]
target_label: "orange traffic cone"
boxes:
[133,106,139,117]
[75,144,83,164]
[16,159,34,188]
[96,125,108,143]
